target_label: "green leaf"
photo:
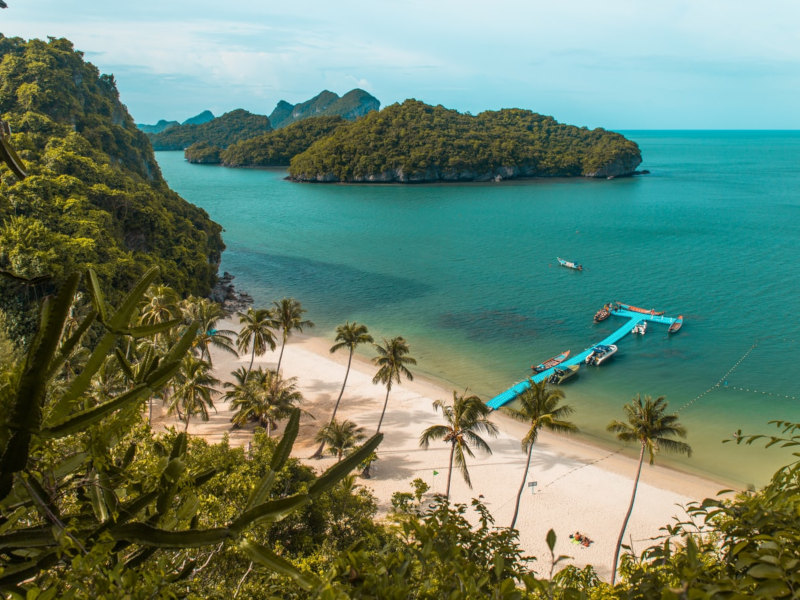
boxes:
[41,384,151,438]
[239,539,320,591]
[110,523,231,547]
[246,409,299,510]
[546,528,556,552]
[47,309,97,380]
[86,268,108,323]
[748,563,784,579]
[124,319,182,338]
[107,266,160,331]
[231,494,309,534]
[308,433,383,498]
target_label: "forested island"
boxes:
[2,32,798,600]
[147,108,272,150]
[186,116,347,166]
[288,100,642,182]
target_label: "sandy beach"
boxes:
[153,318,731,581]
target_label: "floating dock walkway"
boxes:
[487,308,681,410]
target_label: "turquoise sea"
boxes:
[156,131,800,487]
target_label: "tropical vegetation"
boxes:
[217,116,347,166]
[606,394,692,584]
[419,391,499,499]
[148,108,272,150]
[371,336,415,434]
[503,379,578,530]
[271,297,314,373]
[0,35,224,341]
[288,99,642,182]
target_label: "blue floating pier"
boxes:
[487,307,680,410]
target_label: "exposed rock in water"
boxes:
[210,272,253,314]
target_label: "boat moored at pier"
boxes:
[585,344,617,366]
[532,350,570,373]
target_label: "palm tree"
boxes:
[236,308,277,374]
[182,297,237,366]
[314,419,366,462]
[256,370,308,437]
[169,354,220,432]
[419,391,498,500]
[226,366,266,428]
[271,298,314,373]
[312,321,373,458]
[502,379,578,530]
[371,336,416,434]
[139,284,180,331]
[606,394,692,585]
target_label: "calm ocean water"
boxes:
[156,131,800,486]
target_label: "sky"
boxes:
[2,0,799,129]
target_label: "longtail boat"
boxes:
[532,350,570,373]
[616,302,664,316]
[668,315,683,333]
[557,257,583,271]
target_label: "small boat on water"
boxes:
[593,304,612,322]
[557,257,583,271]
[547,364,580,385]
[585,344,617,366]
[668,315,684,334]
[632,321,647,335]
[532,350,570,373]
[616,302,664,316]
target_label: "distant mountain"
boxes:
[147,109,272,150]
[136,118,179,134]
[182,110,215,125]
[288,99,642,183]
[268,89,379,129]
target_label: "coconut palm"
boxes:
[419,391,498,500]
[607,394,692,585]
[236,307,277,374]
[312,321,373,458]
[271,297,314,373]
[182,297,237,366]
[242,369,306,437]
[226,366,266,428]
[502,379,578,530]
[169,354,220,432]
[315,419,366,462]
[139,284,180,330]
[371,336,416,434]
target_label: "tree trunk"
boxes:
[276,334,287,373]
[312,350,353,458]
[376,385,392,434]
[510,441,535,529]
[184,414,190,432]
[611,442,646,585]
[248,344,255,374]
[445,442,456,500]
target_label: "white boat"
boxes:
[585,344,618,365]
[632,321,647,335]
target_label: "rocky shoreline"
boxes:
[209,272,253,314]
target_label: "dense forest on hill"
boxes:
[0,35,223,337]
[148,108,272,150]
[288,100,642,183]
[188,116,347,166]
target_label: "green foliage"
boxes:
[148,109,272,150]
[221,116,347,167]
[614,420,800,598]
[184,141,222,164]
[0,269,383,596]
[0,36,224,340]
[288,99,641,182]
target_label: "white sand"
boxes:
[152,319,730,580]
